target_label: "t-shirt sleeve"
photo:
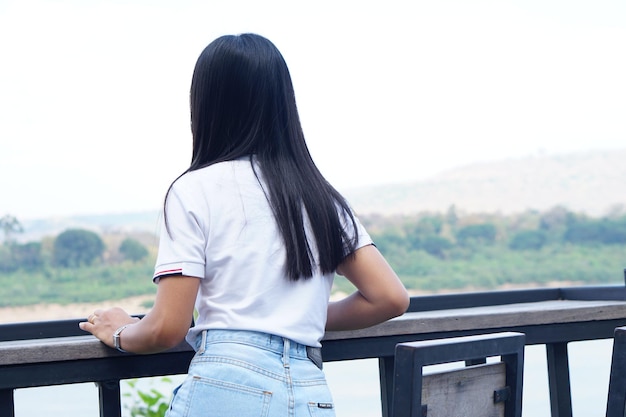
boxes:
[153,180,207,283]
[340,205,373,253]
[352,214,373,250]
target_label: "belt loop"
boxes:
[282,338,290,368]
[197,330,208,354]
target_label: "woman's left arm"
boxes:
[79,275,200,354]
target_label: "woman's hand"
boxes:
[78,276,200,354]
[79,307,140,349]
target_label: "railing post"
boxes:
[606,326,626,417]
[379,356,395,417]
[97,380,122,417]
[546,342,573,417]
[0,388,15,417]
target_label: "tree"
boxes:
[564,218,626,245]
[539,206,576,232]
[119,238,149,262]
[456,223,497,246]
[421,236,453,258]
[509,230,547,251]
[0,215,23,245]
[53,229,105,267]
[0,245,17,272]
[371,230,407,257]
[11,242,44,270]
[414,216,444,235]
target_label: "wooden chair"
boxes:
[606,326,626,417]
[392,332,525,417]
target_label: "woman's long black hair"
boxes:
[166,33,358,281]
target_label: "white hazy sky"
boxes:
[1,0,624,219]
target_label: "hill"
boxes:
[343,148,626,217]
[17,148,626,240]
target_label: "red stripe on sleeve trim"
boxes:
[155,268,183,276]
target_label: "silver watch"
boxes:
[113,324,131,352]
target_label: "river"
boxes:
[12,339,612,416]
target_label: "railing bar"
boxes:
[546,342,573,417]
[98,380,122,417]
[0,388,15,417]
[0,315,146,342]
[560,286,626,301]
[408,288,561,312]
[378,356,394,417]
[2,286,624,341]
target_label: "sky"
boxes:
[1,0,624,219]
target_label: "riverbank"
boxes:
[0,281,584,325]
[0,295,155,324]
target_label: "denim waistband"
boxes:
[194,329,310,357]
[194,329,324,370]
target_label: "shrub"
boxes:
[53,229,105,267]
[421,236,453,258]
[564,219,626,245]
[120,238,149,262]
[509,230,547,251]
[456,223,497,246]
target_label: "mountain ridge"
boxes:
[343,148,626,217]
[16,148,626,240]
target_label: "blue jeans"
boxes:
[165,330,336,417]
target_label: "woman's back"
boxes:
[155,158,371,347]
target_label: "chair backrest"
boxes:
[392,332,525,417]
[606,326,626,417]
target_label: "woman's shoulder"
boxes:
[169,160,259,202]
[180,159,253,183]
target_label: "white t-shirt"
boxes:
[153,158,372,347]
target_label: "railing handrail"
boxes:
[2,284,624,342]
[2,286,626,417]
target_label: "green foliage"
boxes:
[0,259,156,307]
[13,242,44,270]
[509,230,547,251]
[0,245,16,273]
[456,223,497,246]
[120,238,149,262]
[360,207,626,293]
[124,378,173,417]
[53,229,105,267]
[395,245,625,293]
[0,214,23,244]
[420,236,453,258]
[414,216,444,235]
[0,242,43,272]
[564,218,626,245]
[5,207,626,309]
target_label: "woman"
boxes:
[80,33,409,416]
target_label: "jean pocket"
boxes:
[186,375,272,417]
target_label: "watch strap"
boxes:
[113,324,131,352]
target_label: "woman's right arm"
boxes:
[326,244,410,331]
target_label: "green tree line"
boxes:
[333,205,626,293]
[0,216,156,307]
[1,205,626,307]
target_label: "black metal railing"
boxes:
[2,284,626,417]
